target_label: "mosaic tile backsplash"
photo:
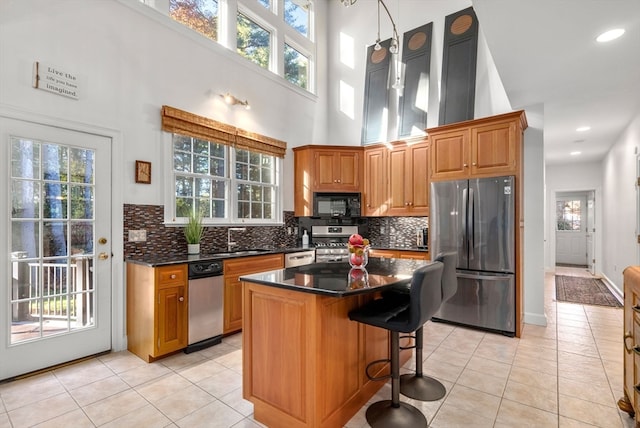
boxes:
[123,204,298,258]
[367,216,428,249]
[123,204,428,258]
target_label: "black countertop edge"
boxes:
[371,246,429,252]
[125,247,314,267]
[239,259,430,297]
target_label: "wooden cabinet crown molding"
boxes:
[427,110,528,135]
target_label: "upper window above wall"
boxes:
[143,0,315,93]
[237,13,272,70]
[169,0,219,42]
[284,0,310,38]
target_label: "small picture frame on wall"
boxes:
[135,160,151,184]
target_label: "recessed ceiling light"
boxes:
[576,126,591,132]
[597,28,625,43]
[570,151,582,156]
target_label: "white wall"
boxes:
[522,105,546,326]
[601,112,640,289]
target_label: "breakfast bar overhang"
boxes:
[240,259,429,428]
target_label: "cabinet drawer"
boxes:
[156,265,186,285]
[224,254,284,277]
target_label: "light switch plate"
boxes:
[128,229,147,242]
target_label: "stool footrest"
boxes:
[365,358,391,381]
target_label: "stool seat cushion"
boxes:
[348,262,443,334]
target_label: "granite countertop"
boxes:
[240,258,431,297]
[125,247,313,267]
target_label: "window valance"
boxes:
[161,105,287,158]
[235,129,287,158]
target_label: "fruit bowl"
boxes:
[347,233,370,269]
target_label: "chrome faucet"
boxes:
[227,227,246,251]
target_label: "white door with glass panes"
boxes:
[556,194,588,266]
[0,117,112,380]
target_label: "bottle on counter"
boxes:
[302,229,309,248]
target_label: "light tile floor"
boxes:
[0,267,634,427]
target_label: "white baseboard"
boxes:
[600,274,623,304]
[523,312,547,326]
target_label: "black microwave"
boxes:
[313,192,361,218]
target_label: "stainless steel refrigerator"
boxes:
[430,175,515,335]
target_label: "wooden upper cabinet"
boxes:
[314,149,361,191]
[429,129,469,180]
[471,119,517,176]
[293,146,364,216]
[363,146,387,216]
[387,141,429,216]
[429,110,526,181]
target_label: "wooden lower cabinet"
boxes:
[126,263,188,362]
[370,249,430,260]
[242,281,412,428]
[618,266,640,422]
[223,253,284,334]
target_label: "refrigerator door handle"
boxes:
[462,187,468,256]
[457,272,512,280]
[469,187,475,254]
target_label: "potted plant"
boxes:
[184,211,204,254]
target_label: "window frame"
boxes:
[163,132,283,226]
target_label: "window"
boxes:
[284,0,309,38]
[162,106,286,224]
[169,0,219,42]
[237,13,271,69]
[256,0,270,9]
[173,135,228,218]
[235,150,276,219]
[284,43,309,89]
[556,199,581,231]
[170,133,281,224]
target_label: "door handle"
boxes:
[98,252,109,260]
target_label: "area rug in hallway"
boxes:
[555,275,622,307]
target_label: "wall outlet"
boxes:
[128,229,147,242]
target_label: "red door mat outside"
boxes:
[555,275,622,307]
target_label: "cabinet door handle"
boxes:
[170,274,176,279]
[624,331,634,353]
[472,162,477,166]
[463,163,468,168]
[179,296,184,302]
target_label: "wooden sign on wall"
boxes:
[32,61,80,99]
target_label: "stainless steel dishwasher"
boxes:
[185,260,224,353]
[284,250,315,267]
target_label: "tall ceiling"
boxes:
[473,0,640,165]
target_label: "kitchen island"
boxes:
[240,258,429,428]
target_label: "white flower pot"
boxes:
[187,243,200,254]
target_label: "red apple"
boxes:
[348,233,364,246]
[350,253,364,266]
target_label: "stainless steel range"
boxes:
[312,225,358,263]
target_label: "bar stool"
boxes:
[348,262,443,428]
[399,251,457,401]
